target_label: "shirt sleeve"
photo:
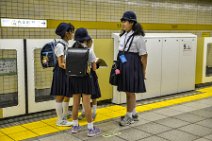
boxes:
[88,49,97,63]
[136,36,147,56]
[55,43,65,57]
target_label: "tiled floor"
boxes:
[0,87,212,141]
[22,97,212,141]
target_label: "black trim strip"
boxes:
[23,39,28,114]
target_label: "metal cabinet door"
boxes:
[178,38,197,92]
[161,38,180,96]
[142,38,162,99]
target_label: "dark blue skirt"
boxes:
[67,74,93,95]
[90,70,101,99]
[50,65,71,97]
[117,52,146,93]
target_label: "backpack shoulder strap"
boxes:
[56,40,66,50]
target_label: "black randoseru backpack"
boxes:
[40,40,65,68]
[66,42,89,77]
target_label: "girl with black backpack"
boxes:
[67,28,101,137]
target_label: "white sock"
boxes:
[127,112,133,118]
[87,122,94,130]
[92,105,97,114]
[62,102,69,117]
[73,120,79,126]
[81,104,85,114]
[132,108,136,116]
[56,102,63,121]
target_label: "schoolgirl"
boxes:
[78,59,102,121]
[117,11,148,126]
[50,22,74,126]
[67,28,101,137]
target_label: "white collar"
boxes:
[124,30,134,37]
[60,39,69,46]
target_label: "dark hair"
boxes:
[62,23,75,38]
[55,22,75,38]
[120,21,145,37]
[67,23,75,33]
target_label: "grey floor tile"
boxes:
[139,111,167,121]
[204,107,212,112]
[116,128,152,141]
[169,104,197,113]
[173,113,206,123]
[129,116,151,127]
[85,135,125,141]
[97,121,130,132]
[135,122,172,134]
[153,107,184,117]
[196,119,212,129]
[113,114,151,128]
[179,124,212,137]
[183,101,211,109]
[196,99,212,106]
[190,109,212,118]
[137,135,169,141]
[38,132,81,141]
[158,129,199,141]
[155,117,190,128]
[192,138,211,141]
[204,134,212,140]
[71,129,101,141]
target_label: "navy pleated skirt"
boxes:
[50,65,71,97]
[117,51,146,93]
[67,74,93,95]
[90,70,101,99]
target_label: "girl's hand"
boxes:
[63,64,66,69]
[143,71,147,80]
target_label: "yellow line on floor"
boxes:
[0,88,212,141]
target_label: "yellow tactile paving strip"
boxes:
[0,87,212,141]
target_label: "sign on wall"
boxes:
[0,59,17,75]
[1,18,47,28]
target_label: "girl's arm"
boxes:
[57,55,66,69]
[141,54,148,79]
[91,62,97,71]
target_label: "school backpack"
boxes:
[66,41,89,77]
[40,40,65,68]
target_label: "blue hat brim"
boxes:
[120,17,137,22]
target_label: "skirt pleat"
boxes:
[117,52,146,93]
[67,74,93,95]
[90,70,101,99]
[50,66,71,97]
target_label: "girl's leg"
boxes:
[82,94,92,123]
[119,92,136,126]
[72,94,81,121]
[55,96,64,121]
[126,92,136,117]
[78,97,86,120]
[127,93,138,120]
[71,94,82,133]
[83,94,101,137]
[63,97,70,118]
[92,99,97,118]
